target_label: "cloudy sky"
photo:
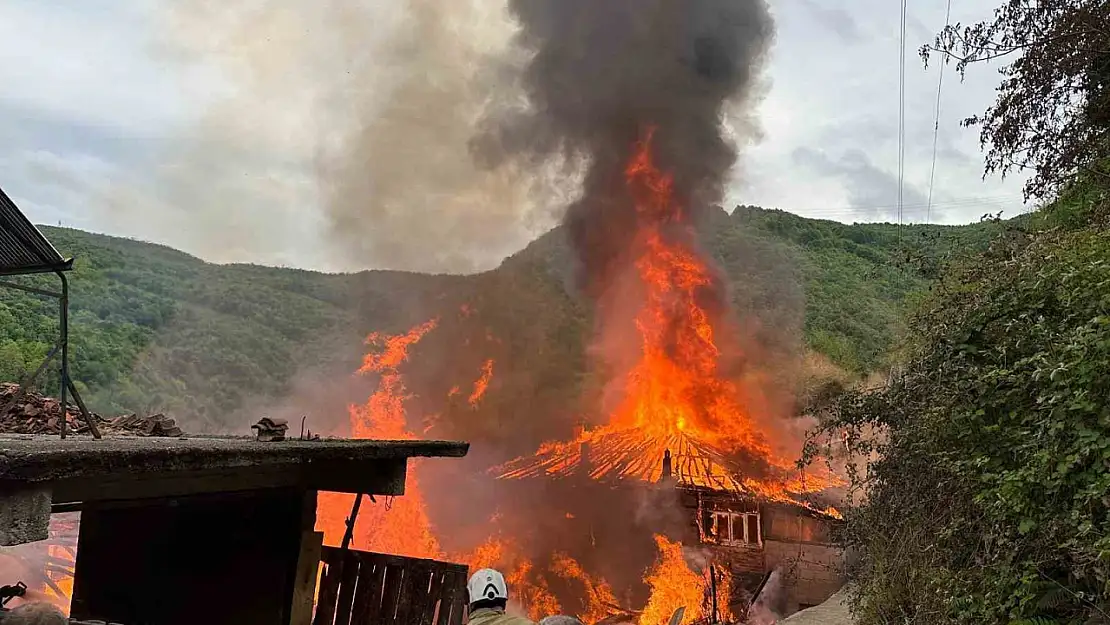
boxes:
[0,0,1028,273]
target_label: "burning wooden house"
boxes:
[660,451,845,617]
[0,434,470,625]
[497,429,845,620]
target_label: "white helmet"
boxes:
[467,568,508,605]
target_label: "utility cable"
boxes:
[897,0,909,231]
[926,0,955,224]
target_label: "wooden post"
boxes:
[290,531,324,625]
[341,494,365,551]
[709,565,718,625]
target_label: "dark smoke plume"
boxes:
[472,0,775,293]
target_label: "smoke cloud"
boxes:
[472,0,775,291]
[151,0,578,273]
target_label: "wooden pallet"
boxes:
[313,547,468,625]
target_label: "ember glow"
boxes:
[0,514,79,614]
[460,538,560,621]
[43,543,74,608]
[550,553,620,625]
[468,359,495,408]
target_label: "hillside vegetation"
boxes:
[800,1,1110,622]
[0,207,1003,433]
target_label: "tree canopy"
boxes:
[925,0,1110,200]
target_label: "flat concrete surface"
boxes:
[780,587,853,625]
[0,434,469,482]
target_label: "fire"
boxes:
[496,129,843,511]
[468,359,495,408]
[508,560,562,621]
[639,536,707,625]
[550,553,619,625]
[316,319,444,559]
[314,128,842,624]
[43,544,74,607]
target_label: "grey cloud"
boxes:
[792,147,931,220]
[907,14,932,45]
[0,101,157,168]
[936,136,975,168]
[795,0,863,44]
[814,118,897,153]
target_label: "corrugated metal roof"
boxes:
[0,184,71,276]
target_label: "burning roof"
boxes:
[495,427,841,516]
[492,132,843,518]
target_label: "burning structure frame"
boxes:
[500,442,846,621]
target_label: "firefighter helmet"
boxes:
[467,568,508,604]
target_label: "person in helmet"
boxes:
[466,568,535,625]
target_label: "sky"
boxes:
[0,0,1028,274]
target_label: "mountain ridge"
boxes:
[0,206,1011,433]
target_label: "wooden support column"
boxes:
[288,490,323,625]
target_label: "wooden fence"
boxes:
[313,546,469,625]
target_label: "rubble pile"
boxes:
[0,383,183,437]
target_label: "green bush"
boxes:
[807,194,1110,624]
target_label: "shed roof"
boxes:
[0,434,469,505]
[0,185,72,277]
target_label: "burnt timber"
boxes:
[503,441,846,620]
[0,434,469,625]
[678,483,845,616]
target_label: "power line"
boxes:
[782,195,1024,218]
[733,194,1025,219]
[897,0,908,230]
[926,0,955,224]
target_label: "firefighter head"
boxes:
[467,568,509,611]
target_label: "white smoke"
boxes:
[143,0,580,273]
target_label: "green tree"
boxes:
[0,340,25,381]
[925,0,1110,200]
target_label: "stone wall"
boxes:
[763,540,845,614]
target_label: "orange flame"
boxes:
[316,319,444,559]
[510,561,562,620]
[468,359,495,408]
[457,537,561,621]
[315,128,843,625]
[42,542,74,610]
[639,536,706,625]
[496,129,843,513]
[550,553,619,625]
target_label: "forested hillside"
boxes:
[0,206,1005,432]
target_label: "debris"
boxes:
[0,383,184,437]
[299,415,321,441]
[252,417,289,442]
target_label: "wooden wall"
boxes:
[71,489,314,625]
